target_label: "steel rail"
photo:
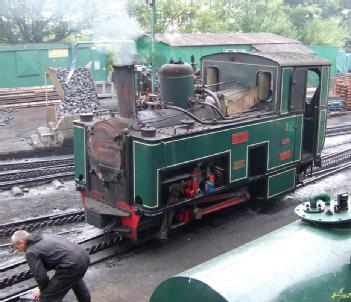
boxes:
[0,166,74,182]
[0,157,75,189]
[299,162,351,187]
[0,171,75,189]
[319,148,351,168]
[326,124,351,136]
[0,209,84,238]
[0,156,73,172]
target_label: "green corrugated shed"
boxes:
[137,36,251,68]
[0,36,338,90]
[0,43,108,89]
[137,32,312,69]
[137,33,338,84]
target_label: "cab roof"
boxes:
[201,51,331,67]
[250,51,330,66]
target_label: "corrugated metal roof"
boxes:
[252,43,313,54]
[147,32,301,47]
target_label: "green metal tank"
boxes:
[158,61,194,108]
[150,195,351,302]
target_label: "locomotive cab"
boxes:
[73,51,330,242]
[201,52,329,163]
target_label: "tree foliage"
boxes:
[0,0,350,49]
[0,0,91,43]
[128,0,198,32]
[299,17,346,47]
[129,0,351,49]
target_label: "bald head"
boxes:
[11,230,30,252]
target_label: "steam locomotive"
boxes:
[73,51,330,242]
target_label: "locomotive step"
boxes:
[111,226,131,233]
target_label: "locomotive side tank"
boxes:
[150,193,351,302]
[73,51,330,242]
[150,221,351,302]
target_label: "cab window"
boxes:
[257,72,272,101]
[290,68,307,111]
[205,66,219,92]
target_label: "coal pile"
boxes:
[55,68,100,116]
[0,108,15,126]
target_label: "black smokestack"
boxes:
[113,65,136,119]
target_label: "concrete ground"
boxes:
[0,107,47,157]
[0,181,82,225]
[0,106,72,159]
[0,99,117,159]
[326,112,351,127]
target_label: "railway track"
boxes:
[320,148,351,168]
[325,124,351,137]
[300,161,351,187]
[297,148,351,186]
[0,156,73,172]
[0,209,84,238]
[300,143,351,184]
[0,156,74,189]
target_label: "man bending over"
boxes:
[11,230,91,302]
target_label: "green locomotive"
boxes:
[73,51,330,242]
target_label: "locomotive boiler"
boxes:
[73,51,330,242]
